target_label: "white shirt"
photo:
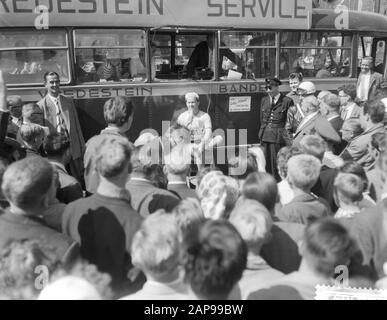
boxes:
[381,98,387,112]
[177,110,212,144]
[278,179,294,205]
[357,72,371,101]
[270,93,281,105]
[341,102,356,120]
[334,207,360,219]
[47,94,62,129]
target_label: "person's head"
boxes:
[369,132,387,161]
[321,93,341,116]
[43,133,71,164]
[228,153,258,180]
[131,140,163,178]
[19,123,45,149]
[183,219,247,299]
[163,123,190,150]
[300,218,357,278]
[317,90,330,103]
[265,78,281,96]
[229,198,272,253]
[6,95,23,119]
[297,81,316,97]
[360,100,385,129]
[333,173,363,208]
[287,154,321,193]
[195,165,220,188]
[300,95,320,116]
[197,171,240,220]
[338,84,357,106]
[131,211,181,282]
[299,135,326,161]
[172,198,205,241]
[340,119,363,142]
[289,72,303,92]
[339,161,369,192]
[185,92,200,115]
[1,157,54,214]
[38,276,102,300]
[277,145,302,180]
[95,136,132,183]
[43,71,61,97]
[242,172,278,214]
[22,103,44,126]
[0,239,61,300]
[360,57,373,74]
[164,144,191,179]
[103,96,134,131]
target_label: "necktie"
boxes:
[54,98,69,138]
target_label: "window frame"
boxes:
[0,28,71,86]
[72,28,148,84]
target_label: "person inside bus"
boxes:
[97,48,131,82]
[185,35,242,79]
[315,55,333,78]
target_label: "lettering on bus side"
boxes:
[57,86,153,99]
[218,83,265,94]
[207,0,307,19]
[0,0,164,15]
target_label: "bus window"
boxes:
[0,29,69,85]
[220,31,276,80]
[280,32,352,79]
[74,29,146,83]
[150,32,208,80]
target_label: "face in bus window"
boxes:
[45,74,61,97]
[186,96,200,115]
[360,59,373,74]
[289,79,300,93]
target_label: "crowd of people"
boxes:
[0,54,387,300]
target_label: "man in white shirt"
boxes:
[176,92,212,152]
[357,57,384,102]
[37,72,85,184]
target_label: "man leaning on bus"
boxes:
[37,72,85,184]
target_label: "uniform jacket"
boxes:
[37,94,85,160]
[340,123,385,171]
[259,94,294,145]
[357,71,384,101]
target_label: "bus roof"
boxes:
[312,8,387,33]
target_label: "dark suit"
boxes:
[0,209,79,266]
[186,41,241,78]
[328,115,346,155]
[259,94,293,180]
[37,94,85,183]
[0,110,9,149]
[167,183,198,200]
[51,161,83,204]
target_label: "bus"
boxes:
[1,0,387,148]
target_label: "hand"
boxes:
[0,70,8,112]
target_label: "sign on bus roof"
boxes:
[0,0,311,29]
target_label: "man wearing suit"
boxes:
[37,72,85,184]
[340,100,385,171]
[186,35,242,78]
[293,95,341,147]
[357,57,385,102]
[339,84,361,120]
[259,78,294,181]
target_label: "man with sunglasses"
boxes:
[37,72,85,185]
[259,78,294,181]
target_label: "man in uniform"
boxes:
[259,78,294,181]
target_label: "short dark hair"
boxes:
[43,133,70,157]
[242,172,278,213]
[289,72,303,82]
[323,93,341,112]
[277,146,302,178]
[363,100,385,124]
[183,219,247,300]
[1,157,54,210]
[103,96,134,126]
[228,153,257,179]
[371,132,387,153]
[339,161,368,192]
[303,218,357,277]
[338,84,357,101]
[43,71,60,82]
